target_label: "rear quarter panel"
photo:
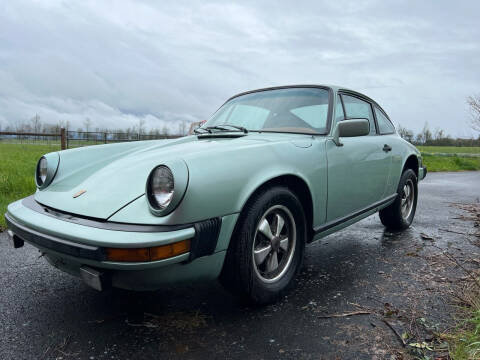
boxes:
[383,135,421,195]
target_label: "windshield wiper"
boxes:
[194,127,211,134]
[205,124,248,134]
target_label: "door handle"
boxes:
[383,144,392,152]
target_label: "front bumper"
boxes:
[4,197,238,291]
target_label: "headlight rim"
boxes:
[36,156,48,186]
[35,152,60,189]
[146,160,189,217]
[147,165,175,210]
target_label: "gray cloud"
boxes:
[1,0,479,136]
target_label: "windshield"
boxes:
[204,87,330,134]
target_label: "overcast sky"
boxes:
[1,0,479,136]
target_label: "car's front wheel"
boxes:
[379,168,418,231]
[220,186,306,304]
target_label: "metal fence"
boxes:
[0,129,181,149]
[0,131,63,146]
[65,131,180,148]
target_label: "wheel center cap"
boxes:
[271,236,280,252]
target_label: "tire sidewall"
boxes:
[237,187,306,302]
[395,169,418,228]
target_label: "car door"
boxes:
[325,93,392,222]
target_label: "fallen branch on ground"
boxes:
[439,228,468,235]
[318,310,372,318]
[382,319,406,347]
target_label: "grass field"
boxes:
[0,143,479,230]
[0,143,60,230]
[418,146,480,154]
[422,154,480,172]
[417,146,480,172]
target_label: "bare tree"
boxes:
[83,117,92,133]
[434,127,444,140]
[178,120,186,136]
[415,133,424,145]
[397,124,414,143]
[138,118,146,137]
[30,113,42,133]
[421,122,432,144]
[467,94,480,132]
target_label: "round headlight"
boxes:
[37,157,48,185]
[148,166,174,210]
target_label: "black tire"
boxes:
[379,169,418,231]
[220,186,306,305]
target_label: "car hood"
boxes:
[35,133,312,219]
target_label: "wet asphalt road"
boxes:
[1,172,479,360]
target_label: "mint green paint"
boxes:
[6,85,425,291]
[7,199,195,248]
[44,249,226,290]
[110,251,226,290]
[106,133,327,227]
[325,137,391,221]
[312,200,393,241]
[215,213,239,252]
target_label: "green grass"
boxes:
[422,154,480,172]
[449,309,480,359]
[418,146,480,154]
[446,283,480,360]
[0,143,60,230]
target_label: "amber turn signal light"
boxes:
[105,239,190,262]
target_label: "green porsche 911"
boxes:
[5,85,426,304]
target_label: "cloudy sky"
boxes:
[1,0,479,136]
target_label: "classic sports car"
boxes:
[5,85,426,304]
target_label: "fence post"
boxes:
[104,132,107,144]
[60,128,66,150]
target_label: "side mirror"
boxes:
[332,119,370,146]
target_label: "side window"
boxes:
[341,94,376,135]
[374,106,395,134]
[335,95,345,122]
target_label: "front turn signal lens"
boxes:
[105,239,190,262]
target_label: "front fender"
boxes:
[109,140,327,226]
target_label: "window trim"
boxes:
[336,94,346,122]
[338,92,379,135]
[373,105,396,135]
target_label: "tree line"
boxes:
[397,95,480,147]
[397,122,480,147]
[0,115,190,139]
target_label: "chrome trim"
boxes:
[80,266,107,291]
[401,179,415,219]
[252,205,296,283]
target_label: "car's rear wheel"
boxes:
[379,169,418,231]
[220,186,306,305]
